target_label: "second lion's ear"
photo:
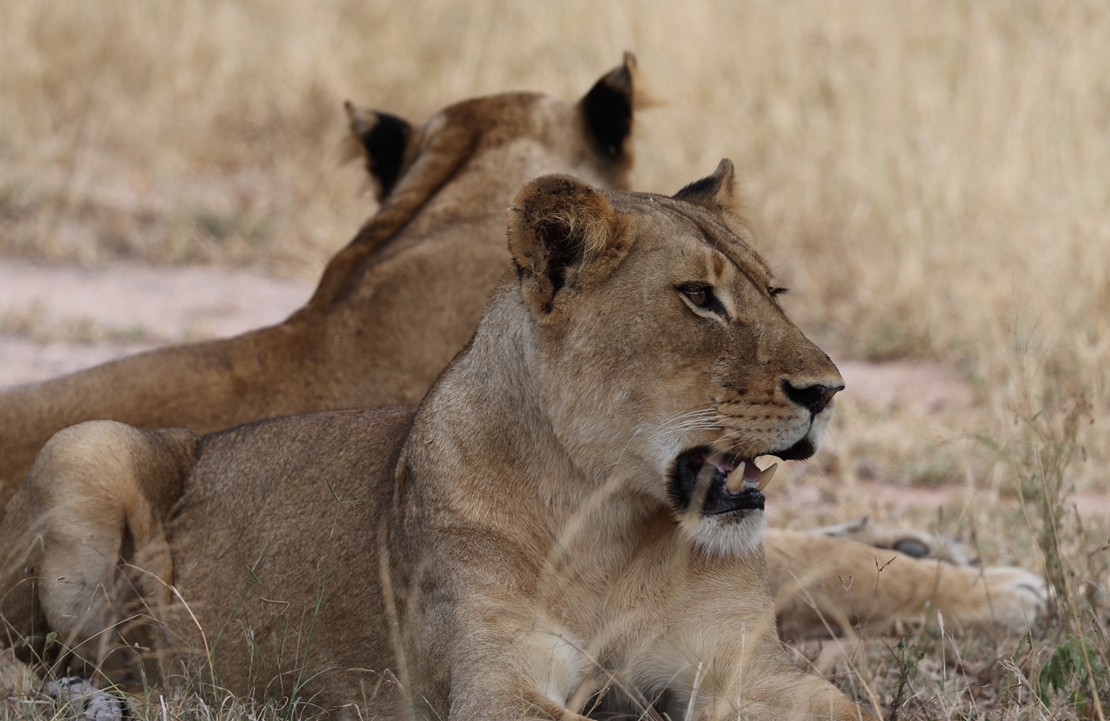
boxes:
[507,175,628,315]
[577,52,638,187]
[344,101,413,202]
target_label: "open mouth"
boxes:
[668,448,779,515]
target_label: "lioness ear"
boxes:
[508,175,624,314]
[344,101,413,202]
[672,159,740,214]
[579,52,637,162]
[672,159,756,236]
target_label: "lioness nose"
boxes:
[781,380,843,415]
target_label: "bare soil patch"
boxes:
[0,260,311,387]
[0,260,966,408]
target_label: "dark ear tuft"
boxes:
[581,52,637,158]
[674,173,719,200]
[345,101,412,201]
[672,159,757,239]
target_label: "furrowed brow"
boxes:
[693,225,774,292]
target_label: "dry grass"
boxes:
[2,0,1108,718]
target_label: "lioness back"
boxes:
[168,408,414,700]
[0,408,414,700]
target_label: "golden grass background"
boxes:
[1,0,1108,715]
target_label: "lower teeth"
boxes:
[722,461,779,494]
[756,463,778,491]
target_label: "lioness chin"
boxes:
[0,164,873,720]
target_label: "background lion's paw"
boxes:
[46,677,127,721]
[967,567,1052,630]
[813,516,972,566]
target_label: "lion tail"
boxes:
[15,421,197,674]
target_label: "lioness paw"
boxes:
[934,566,1051,633]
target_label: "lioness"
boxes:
[2,165,875,720]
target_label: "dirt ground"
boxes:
[0,259,968,399]
[0,260,312,387]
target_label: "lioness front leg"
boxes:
[428,598,600,721]
[599,528,872,721]
[659,558,874,721]
[810,516,971,565]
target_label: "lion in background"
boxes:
[0,57,640,509]
[0,55,1045,682]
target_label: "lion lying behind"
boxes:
[0,58,640,509]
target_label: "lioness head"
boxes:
[507,160,843,556]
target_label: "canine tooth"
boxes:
[725,461,746,494]
[756,463,778,492]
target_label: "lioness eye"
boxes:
[681,286,712,307]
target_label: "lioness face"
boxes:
[510,162,843,556]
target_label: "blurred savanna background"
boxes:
[1,0,1108,717]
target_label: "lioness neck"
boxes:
[401,281,659,583]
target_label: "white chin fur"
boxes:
[807,408,833,454]
[680,510,766,558]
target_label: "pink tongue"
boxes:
[708,454,760,482]
[706,453,736,473]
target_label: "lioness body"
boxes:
[3,168,874,719]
